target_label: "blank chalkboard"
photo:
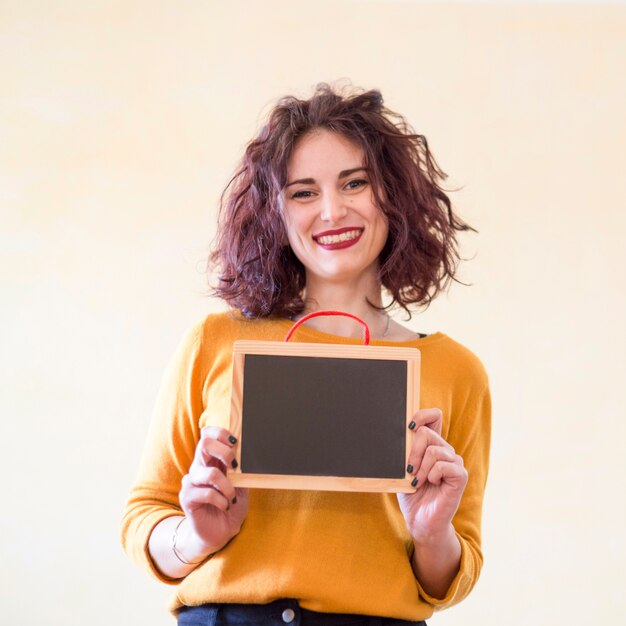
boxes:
[229,340,420,492]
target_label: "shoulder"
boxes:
[184,310,289,349]
[421,335,491,443]
[421,333,489,394]
[194,310,244,340]
[165,312,253,381]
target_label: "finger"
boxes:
[195,437,238,471]
[406,425,454,479]
[201,426,238,447]
[426,457,468,489]
[408,408,443,436]
[180,481,231,513]
[188,465,238,504]
[415,444,458,486]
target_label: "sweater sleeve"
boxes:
[119,321,208,584]
[413,382,492,609]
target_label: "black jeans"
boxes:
[178,599,427,626]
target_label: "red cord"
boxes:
[284,310,371,345]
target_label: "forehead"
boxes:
[287,129,365,177]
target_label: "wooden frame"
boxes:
[228,340,420,493]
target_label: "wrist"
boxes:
[410,524,462,600]
[173,517,217,565]
[411,522,456,549]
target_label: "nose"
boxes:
[320,189,347,223]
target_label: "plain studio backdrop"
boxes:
[1,1,625,624]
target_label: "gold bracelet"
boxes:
[171,517,208,566]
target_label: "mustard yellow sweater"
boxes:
[120,312,491,621]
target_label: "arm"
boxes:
[410,520,462,599]
[147,427,248,579]
[148,516,201,580]
[120,322,247,582]
[398,408,468,598]
[398,387,491,606]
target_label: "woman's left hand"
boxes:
[397,408,468,542]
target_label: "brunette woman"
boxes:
[121,84,491,626]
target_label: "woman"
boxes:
[121,84,491,625]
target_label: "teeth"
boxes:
[317,230,362,245]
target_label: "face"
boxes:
[281,129,388,287]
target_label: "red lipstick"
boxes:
[312,227,364,250]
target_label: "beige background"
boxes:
[1,1,625,624]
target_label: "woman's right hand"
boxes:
[177,426,248,560]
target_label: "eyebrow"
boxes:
[284,167,368,188]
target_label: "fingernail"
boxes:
[228,435,237,444]
[408,420,416,430]
[232,496,237,504]
[407,464,414,474]
[411,477,418,487]
[231,459,238,469]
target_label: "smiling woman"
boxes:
[120,83,491,626]
[281,130,389,293]
[210,84,474,325]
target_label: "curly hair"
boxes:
[210,83,475,319]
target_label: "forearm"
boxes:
[411,523,461,600]
[148,516,221,580]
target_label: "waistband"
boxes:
[178,599,427,626]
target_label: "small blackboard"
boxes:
[229,341,420,492]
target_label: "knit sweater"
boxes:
[120,312,491,621]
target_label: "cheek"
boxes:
[281,215,294,242]
[281,219,305,253]
[375,217,390,252]
[375,210,389,236]
[280,211,294,239]
[283,211,310,241]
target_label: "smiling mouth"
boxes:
[313,228,364,245]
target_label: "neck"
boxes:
[298,275,389,340]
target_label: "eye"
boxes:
[290,189,315,199]
[345,178,368,191]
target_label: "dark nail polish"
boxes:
[407,464,414,474]
[408,420,416,430]
[228,435,237,444]
[411,477,418,487]
[232,496,237,505]
[231,459,238,469]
